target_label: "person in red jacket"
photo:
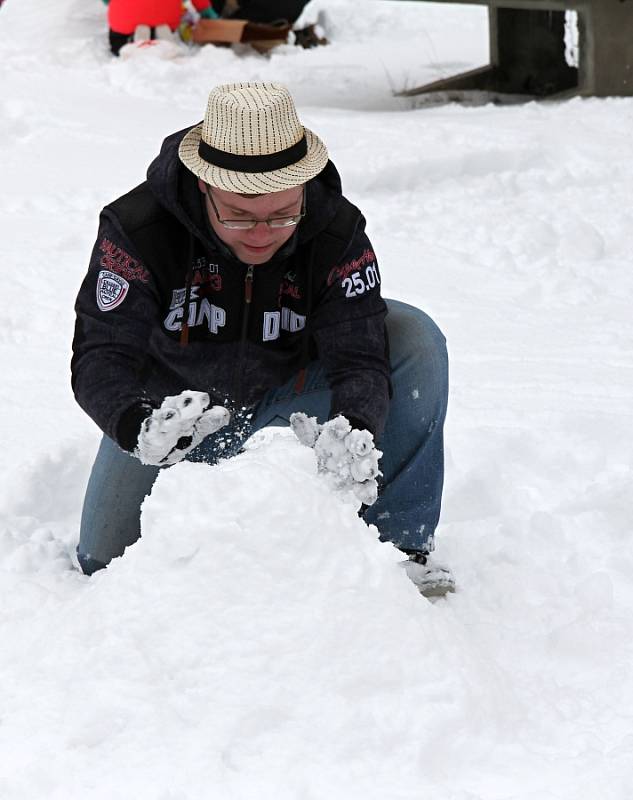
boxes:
[104,0,218,55]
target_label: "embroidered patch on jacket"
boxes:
[96,270,129,312]
[278,278,302,304]
[191,258,222,291]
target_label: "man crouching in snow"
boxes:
[71,82,453,597]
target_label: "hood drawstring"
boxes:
[294,239,316,394]
[179,233,195,347]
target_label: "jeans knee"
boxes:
[386,300,448,391]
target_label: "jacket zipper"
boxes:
[233,264,254,408]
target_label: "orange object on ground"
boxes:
[109,0,212,35]
[191,19,246,43]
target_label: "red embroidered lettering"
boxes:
[99,238,150,283]
[327,249,376,286]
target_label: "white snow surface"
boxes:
[1,0,633,797]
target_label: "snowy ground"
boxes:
[1,0,633,797]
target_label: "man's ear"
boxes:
[197,179,207,194]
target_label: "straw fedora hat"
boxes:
[179,82,329,194]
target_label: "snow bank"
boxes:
[0,435,450,799]
[3,433,632,798]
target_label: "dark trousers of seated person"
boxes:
[217,0,310,24]
[109,28,160,56]
[109,30,131,55]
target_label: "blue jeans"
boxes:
[77,300,448,574]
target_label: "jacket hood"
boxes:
[146,126,345,259]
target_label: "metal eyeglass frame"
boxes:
[205,184,306,230]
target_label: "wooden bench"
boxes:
[397,0,633,99]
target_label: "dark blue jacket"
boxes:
[71,127,390,451]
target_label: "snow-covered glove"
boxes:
[135,390,230,466]
[290,413,382,506]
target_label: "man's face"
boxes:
[199,181,304,265]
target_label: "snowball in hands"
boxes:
[290,413,382,505]
[136,390,230,466]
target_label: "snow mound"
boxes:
[0,434,469,799]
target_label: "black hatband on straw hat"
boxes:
[197,136,308,174]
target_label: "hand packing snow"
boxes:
[136,390,230,466]
[290,412,382,505]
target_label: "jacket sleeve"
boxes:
[71,211,162,450]
[310,220,390,439]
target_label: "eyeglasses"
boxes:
[205,185,306,230]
